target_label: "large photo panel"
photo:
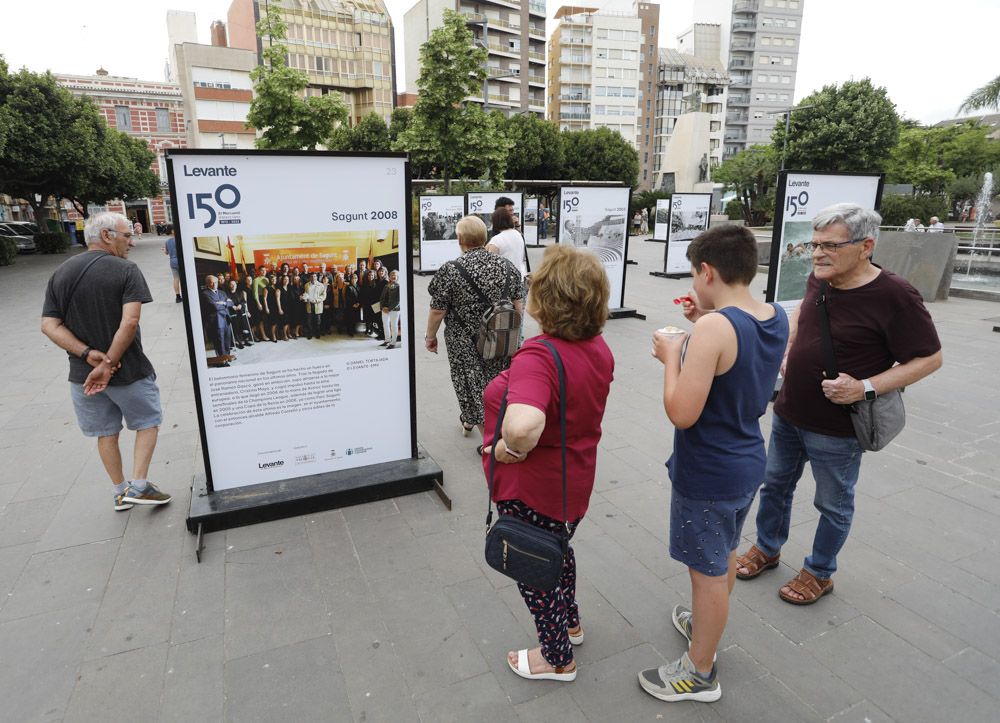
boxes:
[466,191,523,235]
[557,186,631,310]
[167,151,413,492]
[664,193,712,273]
[419,194,464,272]
[652,198,671,241]
[767,171,883,312]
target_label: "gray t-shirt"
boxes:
[42,251,155,385]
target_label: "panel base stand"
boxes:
[649,271,692,279]
[415,269,436,276]
[186,446,444,536]
[645,238,667,243]
[626,259,638,266]
[608,307,646,320]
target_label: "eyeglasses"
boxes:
[108,229,135,240]
[809,238,865,253]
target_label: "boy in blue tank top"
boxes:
[638,225,788,704]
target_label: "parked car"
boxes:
[0,223,36,253]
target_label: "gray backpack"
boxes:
[451,262,521,360]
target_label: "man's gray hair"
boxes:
[84,212,130,244]
[812,203,881,241]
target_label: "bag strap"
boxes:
[450,260,493,307]
[61,252,109,320]
[485,339,570,540]
[815,281,839,379]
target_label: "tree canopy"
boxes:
[772,78,900,173]
[713,145,779,226]
[246,7,348,150]
[560,127,639,188]
[959,73,1000,113]
[502,113,564,181]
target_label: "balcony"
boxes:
[560,92,590,101]
[724,132,747,142]
[732,23,755,32]
[563,36,591,45]
[560,54,591,65]
[487,43,521,58]
[528,0,545,17]
[527,74,545,85]
[734,0,758,10]
[726,113,748,124]
[528,26,546,40]
[528,50,545,63]
[560,112,590,121]
[728,94,750,105]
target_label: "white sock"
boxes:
[130,479,149,491]
[114,481,128,496]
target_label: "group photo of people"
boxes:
[185,231,404,370]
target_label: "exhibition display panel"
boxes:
[167,150,442,537]
[418,194,464,272]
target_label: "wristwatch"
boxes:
[862,378,877,401]
[80,346,93,361]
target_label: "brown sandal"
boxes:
[778,568,833,605]
[735,544,780,580]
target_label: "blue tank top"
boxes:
[667,304,789,499]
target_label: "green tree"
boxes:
[959,74,1000,113]
[560,127,639,187]
[502,113,564,180]
[772,78,900,172]
[246,7,348,150]
[388,108,412,145]
[66,128,158,218]
[394,10,494,189]
[329,112,391,152]
[0,61,100,228]
[712,145,779,225]
[886,121,1000,194]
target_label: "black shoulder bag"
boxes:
[815,281,905,452]
[484,339,568,591]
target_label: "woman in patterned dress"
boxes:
[424,215,524,442]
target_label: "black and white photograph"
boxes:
[557,186,631,309]
[419,194,466,271]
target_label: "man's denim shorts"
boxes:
[69,374,163,437]
[669,488,756,577]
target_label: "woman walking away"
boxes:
[425,215,523,439]
[483,244,614,682]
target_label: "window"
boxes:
[781,75,791,84]
[779,93,790,101]
[767,93,777,101]
[606,86,621,96]
[621,107,635,116]
[759,55,769,64]
[790,0,800,7]
[783,57,792,66]
[785,38,795,46]
[622,86,636,97]
[595,86,607,96]
[114,105,131,130]
[710,120,721,131]
[649,25,655,36]
[788,19,797,27]
[764,0,774,5]
[760,36,771,45]
[758,74,768,82]
[155,108,169,132]
[595,105,606,114]
[355,32,362,45]
[771,56,782,64]
[777,0,787,7]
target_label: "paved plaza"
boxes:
[1,234,998,722]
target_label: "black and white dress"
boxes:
[428,247,523,426]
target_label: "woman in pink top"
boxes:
[482,245,615,683]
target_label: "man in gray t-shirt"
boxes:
[41,212,172,512]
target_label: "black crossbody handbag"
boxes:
[815,282,905,452]
[484,340,569,592]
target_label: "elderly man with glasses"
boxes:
[41,212,171,512]
[732,203,942,605]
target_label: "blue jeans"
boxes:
[754,413,863,580]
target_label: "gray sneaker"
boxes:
[122,481,172,506]
[672,604,693,646]
[638,651,721,703]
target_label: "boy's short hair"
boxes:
[495,196,514,209]
[686,225,759,285]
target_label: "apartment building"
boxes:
[403,0,547,116]
[53,70,186,229]
[723,0,804,158]
[172,21,258,150]
[227,0,396,124]
[651,43,728,191]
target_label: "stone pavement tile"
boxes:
[0,539,119,622]
[709,668,822,722]
[953,546,1000,591]
[171,531,226,645]
[368,569,490,696]
[882,487,999,544]
[888,578,1000,655]
[591,446,653,493]
[393,488,454,538]
[84,529,183,659]
[0,496,62,548]
[569,643,717,721]
[833,538,921,592]
[951,447,1000,479]
[949,477,1000,514]
[161,635,225,723]
[0,541,33,608]
[0,481,21,509]
[596,478,670,544]
[943,647,1000,700]
[816,575,965,663]
[13,454,89,502]
[64,642,168,723]
[225,515,308,553]
[224,542,331,661]
[826,699,895,723]
[414,670,518,723]
[352,524,482,587]
[584,496,676,581]
[730,561,861,645]
[723,600,864,720]
[223,635,351,723]
[341,496,402,524]
[0,602,98,723]
[34,478,130,553]
[961,471,1000,493]
[892,425,982,465]
[512,686,587,720]
[804,616,997,722]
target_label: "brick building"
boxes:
[53,68,187,230]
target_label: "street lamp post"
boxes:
[778,103,815,170]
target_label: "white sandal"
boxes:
[568,626,584,645]
[507,649,577,682]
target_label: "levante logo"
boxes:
[258,460,284,469]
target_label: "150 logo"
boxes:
[786,190,809,217]
[562,195,580,213]
[187,183,241,228]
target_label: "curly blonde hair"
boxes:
[527,245,609,340]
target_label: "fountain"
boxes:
[966,171,994,275]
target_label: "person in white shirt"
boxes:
[486,207,527,280]
[927,216,945,232]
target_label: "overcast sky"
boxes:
[1,0,995,125]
